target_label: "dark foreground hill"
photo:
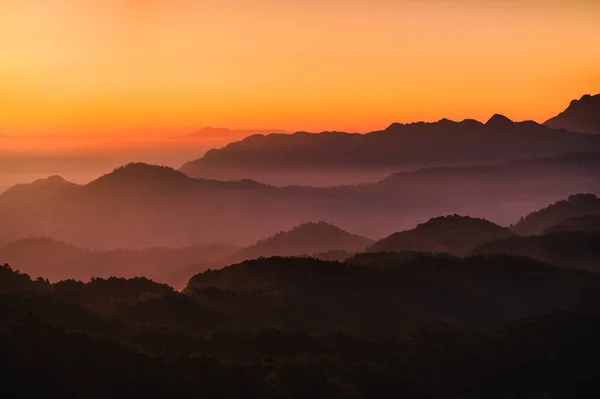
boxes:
[512,194,600,235]
[180,115,600,184]
[367,215,514,256]
[185,255,600,329]
[545,93,600,134]
[3,256,600,398]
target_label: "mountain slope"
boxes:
[542,214,600,234]
[545,94,600,134]
[180,117,600,184]
[367,215,515,256]
[512,194,600,235]
[473,231,600,272]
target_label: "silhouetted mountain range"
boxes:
[512,194,600,235]
[367,215,514,256]
[545,94,600,134]
[180,113,600,184]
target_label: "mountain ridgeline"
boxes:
[180,111,600,184]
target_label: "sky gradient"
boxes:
[1,0,600,139]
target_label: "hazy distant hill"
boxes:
[367,215,515,256]
[545,94,600,134]
[0,163,284,248]
[180,116,600,184]
[0,175,78,204]
[0,237,238,287]
[381,152,600,184]
[171,223,373,282]
[1,158,599,249]
[512,194,600,236]
[473,231,600,272]
[230,222,373,261]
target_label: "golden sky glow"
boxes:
[1,0,600,137]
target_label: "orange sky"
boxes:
[1,0,600,139]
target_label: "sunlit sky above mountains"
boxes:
[1,0,599,138]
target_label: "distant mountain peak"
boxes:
[486,114,513,126]
[1,174,76,198]
[232,221,373,260]
[260,221,370,244]
[417,214,507,230]
[438,118,454,124]
[28,175,71,187]
[545,93,600,134]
